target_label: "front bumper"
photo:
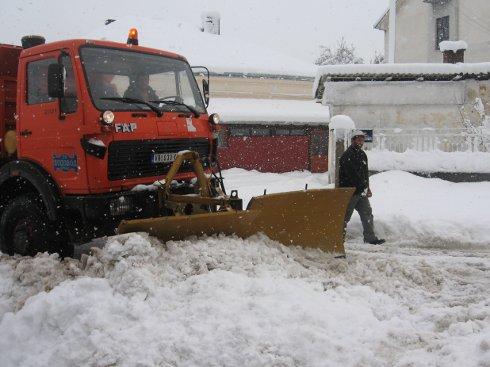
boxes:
[65,189,160,221]
[63,190,161,242]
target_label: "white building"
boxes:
[375,0,490,63]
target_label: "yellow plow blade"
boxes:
[118,188,354,255]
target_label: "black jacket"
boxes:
[123,85,159,102]
[339,145,369,195]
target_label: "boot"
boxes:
[364,238,386,245]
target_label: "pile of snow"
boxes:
[0,170,489,366]
[352,170,490,246]
[329,115,356,130]
[208,98,329,125]
[367,150,490,173]
[87,16,316,77]
[0,232,489,366]
[439,40,468,53]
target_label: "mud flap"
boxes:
[118,188,354,255]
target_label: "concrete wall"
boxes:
[322,79,490,130]
[208,76,313,100]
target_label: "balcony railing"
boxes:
[365,128,489,153]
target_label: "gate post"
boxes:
[328,115,355,187]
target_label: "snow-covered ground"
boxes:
[224,169,490,247]
[0,170,489,366]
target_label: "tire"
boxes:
[0,194,71,257]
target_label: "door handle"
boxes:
[20,129,32,137]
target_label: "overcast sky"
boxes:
[2,0,388,64]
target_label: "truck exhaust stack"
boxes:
[21,35,45,49]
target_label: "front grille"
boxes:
[108,139,210,181]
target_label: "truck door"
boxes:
[18,51,88,193]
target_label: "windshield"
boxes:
[79,46,206,114]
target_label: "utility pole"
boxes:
[389,0,396,63]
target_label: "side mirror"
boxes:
[191,66,210,107]
[202,79,210,107]
[47,63,64,98]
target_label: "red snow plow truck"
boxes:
[0,32,352,257]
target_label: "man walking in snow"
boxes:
[340,130,385,245]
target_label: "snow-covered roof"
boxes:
[87,16,316,78]
[208,98,330,125]
[314,62,490,99]
[317,62,490,78]
[329,115,355,130]
[373,7,390,30]
[373,0,402,30]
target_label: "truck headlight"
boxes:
[109,196,132,216]
[209,113,220,125]
[102,110,115,125]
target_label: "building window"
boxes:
[289,128,306,136]
[251,127,270,136]
[275,128,290,136]
[229,127,250,137]
[436,16,450,50]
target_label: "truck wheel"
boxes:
[0,194,70,257]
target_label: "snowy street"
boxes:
[224,168,490,247]
[0,170,488,367]
[2,0,490,365]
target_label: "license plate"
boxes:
[151,152,178,164]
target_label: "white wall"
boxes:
[395,0,433,63]
[459,0,490,62]
[322,79,490,130]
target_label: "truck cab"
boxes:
[0,34,219,256]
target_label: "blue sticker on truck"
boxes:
[53,154,78,172]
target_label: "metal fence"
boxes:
[365,128,489,153]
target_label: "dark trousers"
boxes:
[344,194,377,242]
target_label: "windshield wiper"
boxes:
[101,97,163,117]
[150,99,200,118]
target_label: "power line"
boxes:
[459,9,490,35]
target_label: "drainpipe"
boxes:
[389,0,396,63]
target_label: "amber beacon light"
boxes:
[127,28,139,45]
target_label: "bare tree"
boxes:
[371,50,385,64]
[315,37,364,65]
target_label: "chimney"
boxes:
[201,12,221,35]
[439,40,467,64]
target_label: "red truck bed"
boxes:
[0,44,22,157]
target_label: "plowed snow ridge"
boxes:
[0,170,488,366]
[0,234,488,366]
